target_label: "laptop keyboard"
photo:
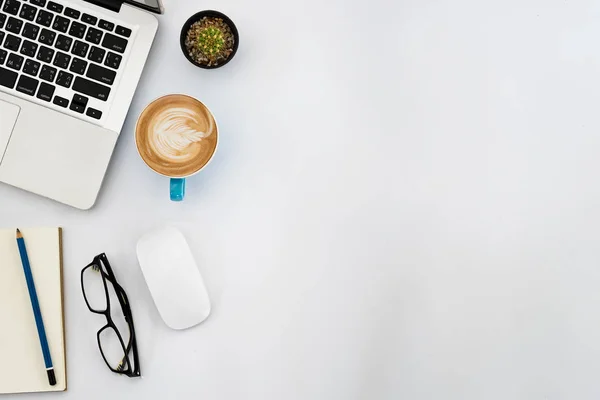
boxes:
[0,0,132,121]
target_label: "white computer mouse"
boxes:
[136,226,211,330]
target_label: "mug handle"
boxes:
[170,178,186,201]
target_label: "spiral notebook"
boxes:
[0,227,67,394]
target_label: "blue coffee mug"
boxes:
[135,94,219,202]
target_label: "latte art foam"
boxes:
[136,95,218,178]
[149,107,214,162]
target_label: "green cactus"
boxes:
[197,26,225,58]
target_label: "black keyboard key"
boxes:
[70,93,87,113]
[64,7,79,19]
[101,32,126,53]
[55,69,71,87]
[0,49,6,64]
[18,3,35,21]
[115,25,130,37]
[36,81,54,101]
[86,62,114,85]
[52,50,69,68]
[36,44,53,62]
[35,9,52,26]
[72,93,87,106]
[71,39,87,57]
[5,52,22,69]
[38,28,54,45]
[15,74,37,95]
[0,13,6,29]
[52,15,69,32]
[104,51,121,69]
[54,33,71,51]
[0,65,17,87]
[0,31,4,45]
[3,34,20,50]
[46,1,62,13]
[69,56,86,74]
[5,16,22,34]
[72,76,109,100]
[53,95,67,107]
[22,22,39,39]
[2,0,19,16]
[39,63,55,81]
[87,45,104,63]
[30,0,45,6]
[22,58,40,75]
[86,107,101,119]
[85,26,101,44]
[98,19,113,31]
[19,39,37,56]
[69,101,84,113]
[81,13,96,25]
[69,20,85,38]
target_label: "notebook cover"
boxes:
[0,227,67,394]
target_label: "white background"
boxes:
[3,0,600,398]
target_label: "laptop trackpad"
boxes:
[0,100,20,164]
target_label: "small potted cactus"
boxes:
[180,10,239,69]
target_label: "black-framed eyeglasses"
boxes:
[81,253,140,377]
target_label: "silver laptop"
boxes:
[0,0,160,209]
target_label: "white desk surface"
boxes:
[3,0,600,398]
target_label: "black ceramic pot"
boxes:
[180,10,239,69]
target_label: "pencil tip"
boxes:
[16,228,22,238]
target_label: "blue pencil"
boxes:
[16,229,56,386]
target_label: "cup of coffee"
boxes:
[135,94,218,201]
